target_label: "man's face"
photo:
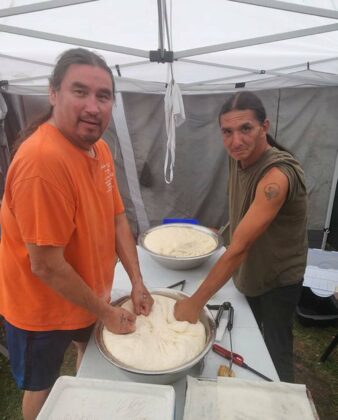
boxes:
[220,109,269,166]
[49,64,114,149]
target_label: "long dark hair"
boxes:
[11,48,115,158]
[218,91,291,154]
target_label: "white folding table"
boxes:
[77,247,279,420]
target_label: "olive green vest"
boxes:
[228,147,308,297]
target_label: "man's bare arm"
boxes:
[174,167,289,322]
[115,213,154,315]
[26,243,136,333]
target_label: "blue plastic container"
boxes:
[162,218,199,225]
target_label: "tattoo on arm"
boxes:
[264,183,280,200]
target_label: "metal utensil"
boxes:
[218,221,229,236]
[206,302,232,342]
[212,343,273,382]
[226,304,234,372]
[167,279,186,291]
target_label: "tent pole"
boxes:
[322,150,338,250]
[0,24,149,58]
[175,23,338,59]
[180,56,338,74]
[228,0,338,20]
[157,0,165,52]
[0,0,97,18]
[112,93,150,234]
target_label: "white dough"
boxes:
[102,295,206,371]
[144,226,217,257]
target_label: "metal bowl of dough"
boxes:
[138,223,223,270]
[95,288,216,384]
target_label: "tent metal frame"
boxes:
[0,24,149,58]
[0,52,54,68]
[229,0,338,20]
[1,0,338,86]
[174,23,338,59]
[181,56,338,85]
[2,0,338,247]
[0,0,98,18]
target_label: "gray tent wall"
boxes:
[2,85,338,247]
[0,93,10,200]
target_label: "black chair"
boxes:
[296,287,338,327]
[296,287,338,362]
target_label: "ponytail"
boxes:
[267,134,293,156]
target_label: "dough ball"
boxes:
[144,226,217,257]
[102,295,206,371]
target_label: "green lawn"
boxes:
[0,343,77,420]
[0,321,337,419]
[293,320,338,420]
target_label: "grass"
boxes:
[0,357,22,420]
[293,319,338,420]
[0,321,337,419]
[0,343,77,420]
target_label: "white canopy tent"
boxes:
[2,0,338,88]
[1,0,338,248]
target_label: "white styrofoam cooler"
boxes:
[37,376,175,420]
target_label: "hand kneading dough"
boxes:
[144,226,217,257]
[102,295,206,371]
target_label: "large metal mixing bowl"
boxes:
[95,288,216,385]
[138,223,223,270]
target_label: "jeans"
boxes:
[246,281,303,383]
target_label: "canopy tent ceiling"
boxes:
[1,0,338,92]
[2,0,338,250]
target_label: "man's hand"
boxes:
[103,305,136,334]
[131,282,154,316]
[174,297,201,324]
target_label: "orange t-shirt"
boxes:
[0,123,124,331]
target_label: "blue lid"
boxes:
[162,218,199,225]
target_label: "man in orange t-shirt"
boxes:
[0,48,153,420]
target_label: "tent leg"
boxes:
[113,93,150,234]
[320,333,338,362]
[322,151,338,250]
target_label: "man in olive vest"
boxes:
[175,91,308,383]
